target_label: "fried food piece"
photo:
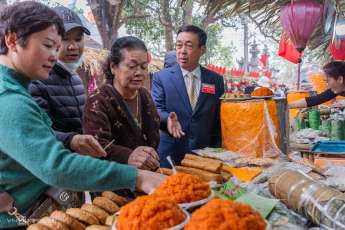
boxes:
[184,154,223,173]
[85,225,111,230]
[176,166,222,183]
[184,153,222,164]
[93,196,119,214]
[181,158,222,173]
[38,217,69,230]
[82,203,109,224]
[66,208,100,225]
[156,167,173,176]
[101,191,128,206]
[27,224,52,230]
[50,210,86,230]
[104,214,116,226]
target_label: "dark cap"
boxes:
[53,6,90,35]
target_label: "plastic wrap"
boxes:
[221,99,281,158]
[236,164,313,230]
[322,166,345,191]
[269,170,345,230]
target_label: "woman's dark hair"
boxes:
[323,61,345,83]
[177,25,207,47]
[104,36,147,80]
[0,1,65,54]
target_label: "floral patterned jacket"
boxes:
[83,83,160,163]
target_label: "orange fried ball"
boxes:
[153,173,211,203]
[185,198,266,230]
[116,195,185,230]
[251,87,273,97]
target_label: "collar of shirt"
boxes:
[0,64,31,94]
[180,65,201,81]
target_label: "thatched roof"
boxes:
[81,47,108,77]
[81,47,164,76]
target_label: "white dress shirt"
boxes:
[180,65,201,98]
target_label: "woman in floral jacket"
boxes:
[83,36,161,171]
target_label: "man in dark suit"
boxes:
[152,25,224,167]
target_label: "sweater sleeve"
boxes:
[305,89,336,107]
[82,91,132,164]
[0,92,137,192]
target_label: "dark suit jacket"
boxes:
[152,64,224,167]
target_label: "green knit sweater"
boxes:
[0,64,137,228]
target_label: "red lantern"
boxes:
[280,0,323,52]
[329,39,345,60]
[278,34,302,64]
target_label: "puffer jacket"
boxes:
[29,64,86,149]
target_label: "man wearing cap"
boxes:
[29,6,106,158]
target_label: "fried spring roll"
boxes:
[185,154,222,164]
[176,166,222,183]
[156,167,173,176]
[181,158,222,173]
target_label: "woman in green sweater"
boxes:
[0,2,165,229]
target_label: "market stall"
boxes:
[27,144,345,230]
[23,0,345,229]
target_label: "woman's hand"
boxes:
[135,169,166,194]
[288,98,308,109]
[70,134,107,158]
[128,146,160,171]
[167,112,185,138]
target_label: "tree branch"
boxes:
[120,14,151,25]
[247,13,279,43]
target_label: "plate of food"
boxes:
[178,193,213,210]
[113,195,190,230]
[184,198,267,230]
[250,95,274,99]
[221,97,253,102]
[153,173,212,210]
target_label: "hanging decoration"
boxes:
[260,53,268,67]
[280,0,323,52]
[280,0,322,90]
[278,34,303,64]
[329,38,345,60]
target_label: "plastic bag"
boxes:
[221,100,281,158]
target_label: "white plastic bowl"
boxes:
[178,194,213,210]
